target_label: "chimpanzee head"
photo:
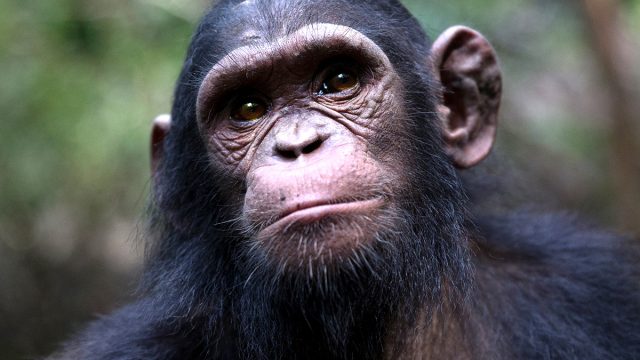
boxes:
[147,0,500,356]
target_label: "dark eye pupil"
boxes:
[243,103,260,115]
[334,73,351,85]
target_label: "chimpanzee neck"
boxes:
[223,281,473,360]
[224,269,398,359]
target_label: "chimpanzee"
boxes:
[50,0,640,359]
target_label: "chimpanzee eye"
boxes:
[230,97,267,121]
[319,70,359,95]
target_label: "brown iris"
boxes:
[320,71,358,95]
[231,98,267,121]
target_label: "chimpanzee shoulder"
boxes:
[48,296,240,360]
[472,211,640,359]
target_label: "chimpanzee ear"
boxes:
[430,26,502,168]
[151,114,171,175]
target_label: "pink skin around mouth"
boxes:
[263,197,384,233]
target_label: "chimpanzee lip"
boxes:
[263,197,384,233]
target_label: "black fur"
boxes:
[470,212,640,359]
[50,1,640,359]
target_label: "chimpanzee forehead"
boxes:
[212,0,363,44]
[209,0,423,45]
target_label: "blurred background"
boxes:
[0,0,638,358]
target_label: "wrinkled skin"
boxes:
[197,23,409,270]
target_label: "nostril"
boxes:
[278,149,298,160]
[302,138,323,154]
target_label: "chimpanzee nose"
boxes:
[273,121,326,160]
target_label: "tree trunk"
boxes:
[577,0,640,236]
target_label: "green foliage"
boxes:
[0,1,203,357]
[0,0,198,224]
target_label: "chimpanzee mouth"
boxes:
[262,197,385,235]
